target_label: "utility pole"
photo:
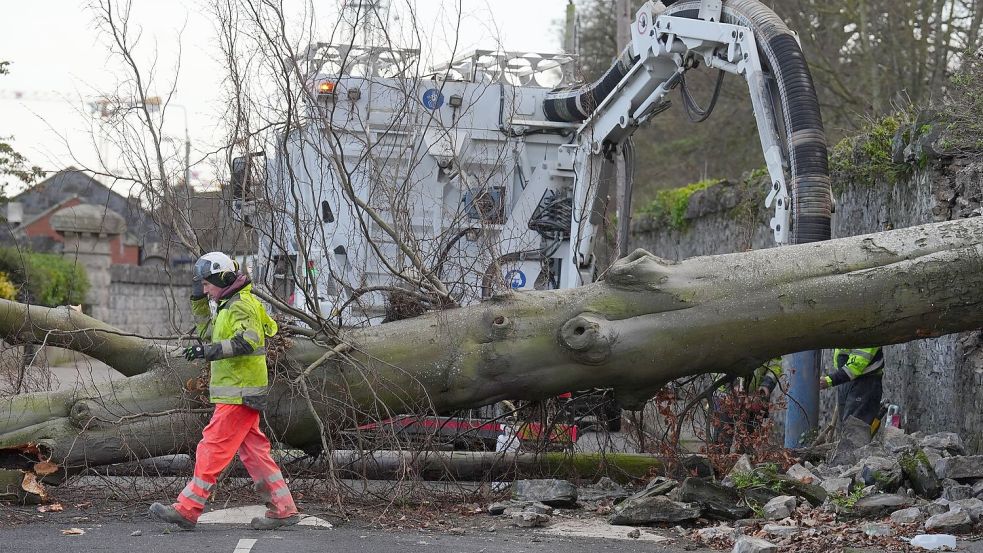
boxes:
[616,0,632,52]
[563,0,578,55]
[614,0,633,257]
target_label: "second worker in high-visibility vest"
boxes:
[820,347,885,425]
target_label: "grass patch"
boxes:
[829,487,864,513]
[636,178,724,230]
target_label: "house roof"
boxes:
[16,195,81,230]
[12,168,160,245]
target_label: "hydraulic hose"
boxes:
[542,48,637,122]
[664,0,830,244]
[543,0,831,244]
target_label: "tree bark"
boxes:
[1,217,982,472]
[94,450,667,483]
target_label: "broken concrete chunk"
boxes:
[854,443,890,461]
[774,475,827,507]
[858,456,903,492]
[741,486,781,509]
[697,525,735,541]
[512,511,550,528]
[924,507,973,534]
[643,477,680,497]
[762,495,796,520]
[761,523,801,538]
[923,448,943,469]
[677,478,751,521]
[851,494,911,517]
[820,477,852,496]
[488,502,509,515]
[577,476,628,503]
[500,501,554,517]
[877,425,917,454]
[899,449,942,500]
[863,522,895,537]
[732,535,778,553]
[829,417,875,466]
[950,498,983,522]
[722,455,753,487]
[890,506,924,524]
[785,464,821,485]
[936,456,983,480]
[941,479,974,501]
[919,432,965,456]
[923,498,951,516]
[489,500,551,516]
[608,495,700,525]
[513,479,577,507]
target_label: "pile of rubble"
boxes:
[486,420,983,552]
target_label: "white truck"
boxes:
[236,0,829,327]
[232,0,831,439]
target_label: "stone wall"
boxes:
[107,265,195,337]
[630,158,983,450]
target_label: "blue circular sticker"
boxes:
[505,269,527,289]
[422,88,444,110]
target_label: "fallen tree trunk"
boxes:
[1,217,982,473]
[94,450,667,483]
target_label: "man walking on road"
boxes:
[149,252,299,531]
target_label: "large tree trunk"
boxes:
[1,217,982,474]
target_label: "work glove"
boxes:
[183,345,206,361]
[191,277,205,300]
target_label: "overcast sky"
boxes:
[1,0,570,195]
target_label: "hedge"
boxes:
[0,247,89,306]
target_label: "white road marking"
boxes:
[198,505,332,528]
[233,538,257,553]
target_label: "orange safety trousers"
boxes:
[173,403,298,522]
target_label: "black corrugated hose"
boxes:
[542,0,831,245]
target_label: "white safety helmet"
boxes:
[193,251,239,286]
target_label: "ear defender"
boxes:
[205,271,237,287]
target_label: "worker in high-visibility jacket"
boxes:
[711,358,782,449]
[820,347,884,425]
[150,252,299,531]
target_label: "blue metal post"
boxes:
[784,350,822,448]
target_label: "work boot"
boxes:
[149,502,196,530]
[250,514,300,530]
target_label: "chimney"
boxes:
[6,202,23,226]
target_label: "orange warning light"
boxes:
[317,81,336,95]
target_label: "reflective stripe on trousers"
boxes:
[173,404,297,522]
[178,475,215,506]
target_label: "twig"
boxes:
[293,342,353,383]
[90,407,213,425]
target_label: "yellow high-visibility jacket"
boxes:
[192,283,277,406]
